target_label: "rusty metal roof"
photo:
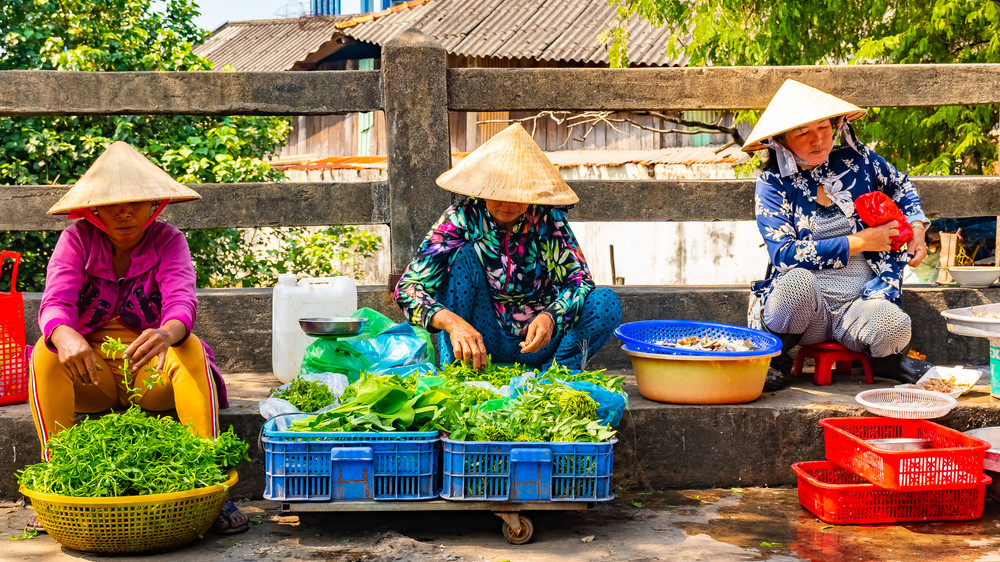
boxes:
[193,15,353,71]
[196,0,682,70]
[337,0,682,66]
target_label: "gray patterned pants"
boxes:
[763,268,910,358]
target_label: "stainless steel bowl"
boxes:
[298,317,367,337]
[866,437,932,451]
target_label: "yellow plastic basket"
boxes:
[20,470,237,554]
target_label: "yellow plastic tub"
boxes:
[623,347,776,404]
[21,470,237,554]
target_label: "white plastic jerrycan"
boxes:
[272,274,358,383]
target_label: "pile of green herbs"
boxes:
[446,377,615,443]
[17,335,249,497]
[272,377,337,412]
[439,358,530,389]
[17,406,249,497]
[289,363,621,443]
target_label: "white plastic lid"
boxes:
[277,273,297,286]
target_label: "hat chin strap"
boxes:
[834,117,862,153]
[67,200,169,233]
[763,138,810,177]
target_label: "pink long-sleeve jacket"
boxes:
[37,220,227,407]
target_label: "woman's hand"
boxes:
[519,313,554,354]
[431,309,487,369]
[907,226,928,267]
[50,324,100,385]
[124,319,186,373]
[847,221,899,254]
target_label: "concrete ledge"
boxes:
[3,372,1000,500]
[21,285,1000,373]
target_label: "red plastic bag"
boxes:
[854,192,913,251]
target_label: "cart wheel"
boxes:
[501,514,533,545]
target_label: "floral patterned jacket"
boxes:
[394,198,595,338]
[750,143,928,327]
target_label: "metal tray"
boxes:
[941,303,1000,339]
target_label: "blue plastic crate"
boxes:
[440,438,616,502]
[615,320,781,358]
[262,418,440,501]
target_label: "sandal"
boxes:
[213,500,249,535]
[25,513,46,534]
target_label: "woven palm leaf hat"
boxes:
[741,79,868,152]
[436,123,578,205]
[47,141,201,215]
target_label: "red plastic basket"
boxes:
[793,460,990,524]
[0,251,28,406]
[820,417,989,491]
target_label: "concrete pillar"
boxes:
[381,29,453,282]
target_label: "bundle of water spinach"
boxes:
[18,406,249,497]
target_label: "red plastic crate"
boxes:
[793,461,990,524]
[820,417,989,491]
[0,251,27,406]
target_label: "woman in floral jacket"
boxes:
[394,124,622,370]
[743,80,929,390]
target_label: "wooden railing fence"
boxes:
[2,30,999,279]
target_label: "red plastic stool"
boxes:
[792,342,874,386]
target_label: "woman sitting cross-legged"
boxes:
[394,123,622,371]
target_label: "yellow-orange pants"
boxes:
[29,320,219,459]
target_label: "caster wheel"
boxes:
[501,514,533,545]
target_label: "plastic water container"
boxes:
[272,274,357,383]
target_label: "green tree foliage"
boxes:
[606,0,1000,175]
[1,0,300,290]
[188,226,382,288]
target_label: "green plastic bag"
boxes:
[300,339,372,382]
[300,308,436,382]
[478,397,511,411]
[414,376,447,392]
[345,308,436,358]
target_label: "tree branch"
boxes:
[478,110,745,147]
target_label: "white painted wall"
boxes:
[280,161,769,287]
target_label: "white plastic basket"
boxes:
[855,388,958,419]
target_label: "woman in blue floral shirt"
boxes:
[394,124,622,370]
[743,80,929,390]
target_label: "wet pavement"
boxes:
[5,487,1000,561]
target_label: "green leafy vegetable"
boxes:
[9,526,38,541]
[100,336,163,400]
[439,357,527,389]
[272,377,337,412]
[18,406,249,497]
[290,374,456,432]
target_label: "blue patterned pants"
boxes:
[436,245,622,370]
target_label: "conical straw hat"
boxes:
[47,141,201,215]
[436,123,578,205]
[741,79,867,152]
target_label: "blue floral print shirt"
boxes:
[394,198,595,338]
[753,143,928,308]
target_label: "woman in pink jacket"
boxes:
[28,141,245,534]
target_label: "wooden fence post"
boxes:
[382,29,453,286]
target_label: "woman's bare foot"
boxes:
[213,501,249,534]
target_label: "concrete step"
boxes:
[4,370,1000,501]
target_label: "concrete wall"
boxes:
[22,285,998,373]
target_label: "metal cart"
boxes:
[280,499,593,544]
